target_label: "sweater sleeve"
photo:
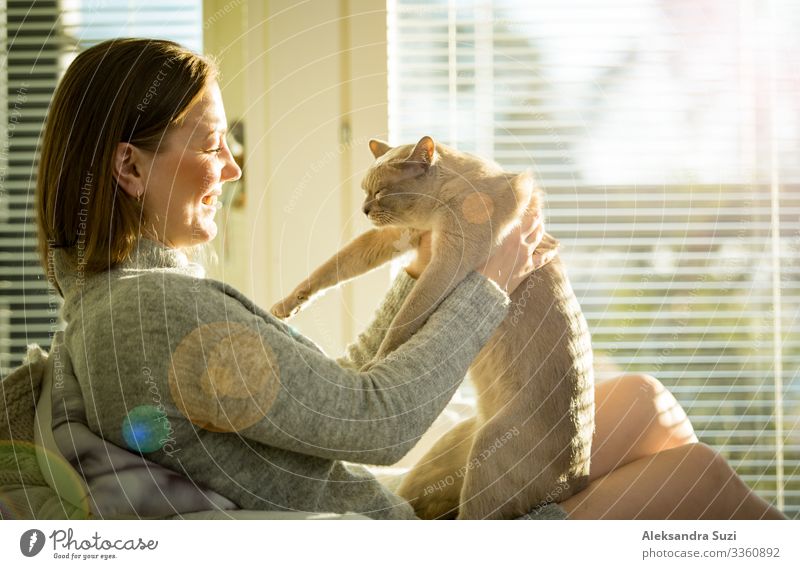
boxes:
[334,270,418,370]
[161,270,510,466]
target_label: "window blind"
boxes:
[388,0,800,518]
[0,1,202,375]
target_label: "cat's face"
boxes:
[360,136,439,228]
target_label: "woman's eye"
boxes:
[206,147,223,154]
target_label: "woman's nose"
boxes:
[222,156,242,183]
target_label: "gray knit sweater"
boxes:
[51,237,567,520]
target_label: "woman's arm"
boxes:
[334,270,418,371]
[158,270,509,466]
[337,215,546,370]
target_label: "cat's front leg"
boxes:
[367,231,491,365]
[270,283,314,320]
[270,227,417,320]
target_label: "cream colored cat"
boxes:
[271,136,595,519]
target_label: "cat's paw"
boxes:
[270,290,309,320]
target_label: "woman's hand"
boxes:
[477,210,549,295]
[404,211,555,292]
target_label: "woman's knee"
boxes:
[611,373,664,402]
[598,373,697,449]
[597,373,668,425]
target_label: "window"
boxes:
[0,1,202,375]
[389,0,800,517]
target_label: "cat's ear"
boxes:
[369,139,392,159]
[405,136,436,171]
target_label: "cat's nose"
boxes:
[362,201,373,215]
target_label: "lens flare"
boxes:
[0,440,91,519]
[121,405,172,453]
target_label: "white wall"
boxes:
[203,0,391,357]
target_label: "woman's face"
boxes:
[141,81,242,248]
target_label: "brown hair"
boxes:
[36,38,218,296]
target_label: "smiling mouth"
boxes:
[201,194,218,206]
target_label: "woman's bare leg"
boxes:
[590,374,698,482]
[560,442,787,519]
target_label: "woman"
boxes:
[36,38,785,520]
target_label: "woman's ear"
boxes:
[113,142,146,199]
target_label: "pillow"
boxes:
[34,332,240,519]
[1,342,86,519]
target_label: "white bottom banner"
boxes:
[1,520,797,568]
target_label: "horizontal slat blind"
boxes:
[1,0,65,374]
[0,1,202,374]
[389,0,800,518]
